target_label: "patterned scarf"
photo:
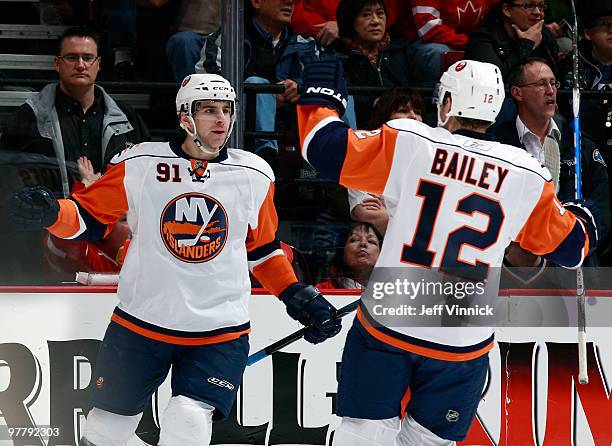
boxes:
[341,33,391,65]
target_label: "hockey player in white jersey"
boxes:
[296,55,599,445]
[9,74,342,446]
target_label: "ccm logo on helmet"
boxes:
[160,193,228,263]
[182,75,191,87]
[207,377,235,390]
[455,61,467,72]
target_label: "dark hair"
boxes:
[326,221,382,287]
[440,92,493,128]
[57,26,100,56]
[368,87,426,129]
[507,57,552,87]
[336,0,387,39]
[245,0,255,18]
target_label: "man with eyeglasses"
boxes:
[0,26,150,198]
[0,26,150,285]
[495,57,611,266]
[465,0,559,82]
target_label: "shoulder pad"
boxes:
[109,141,169,165]
[226,148,275,182]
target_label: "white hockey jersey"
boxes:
[48,141,298,344]
[298,105,591,361]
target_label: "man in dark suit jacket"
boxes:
[495,57,610,265]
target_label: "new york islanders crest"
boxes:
[160,193,228,263]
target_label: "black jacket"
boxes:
[560,38,612,165]
[495,116,611,251]
[562,38,612,92]
[0,84,150,190]
[244,17,295,82]
[465,6,559,80]
[334,38,413,128]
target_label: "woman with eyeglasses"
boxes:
[465,0,559,82]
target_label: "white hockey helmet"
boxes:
[435,60,505,127]
[176,74,236,156]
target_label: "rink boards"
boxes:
[0,288,610,446]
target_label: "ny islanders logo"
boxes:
[455,61,467,72]
[160,193,228,263]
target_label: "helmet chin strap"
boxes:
[180,116,222,157]
[437,105,451,128]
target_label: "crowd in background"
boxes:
[1,0,612,287]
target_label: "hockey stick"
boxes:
[247,298,360,366]
[570,0,588,385]
[178,203,218,247]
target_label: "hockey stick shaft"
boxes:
[570,0,588,385]
[247,298,360,366]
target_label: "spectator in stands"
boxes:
[574,1,612,90]
[242,0,301,162]
[165,0,223,82]
[465,1,559,127]
[407,0,498,87]
[465,1,559,80]
[367,87,426,128]
[567,1,612,265]
[334,0,413,128]
[316,222,382,289]
[559,2,612,174]
[291,0,400,47]
[349,87,426,235]
[0,26,150,198]
[495,58,610,264]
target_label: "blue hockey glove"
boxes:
[9,186,59,230]
[280,283,342,344]
[298,48,348,116]
[563,199,600,251]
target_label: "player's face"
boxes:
[54,37,100,90]
[585,16,612,55]
[353,3,386,46]
[515,61,557,120]
[192,100,232,152]
[502,2,545,31]
[253,0,294,27]
[343,225,380,277]
[390,102,423,122]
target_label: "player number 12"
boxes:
[401,179,504,278]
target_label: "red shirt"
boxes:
[291,0,400,38]
[410,0,499,48]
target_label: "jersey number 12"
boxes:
[401,179,504,278]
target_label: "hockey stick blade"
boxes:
[577,268,588,384]
[247,298,360,366]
